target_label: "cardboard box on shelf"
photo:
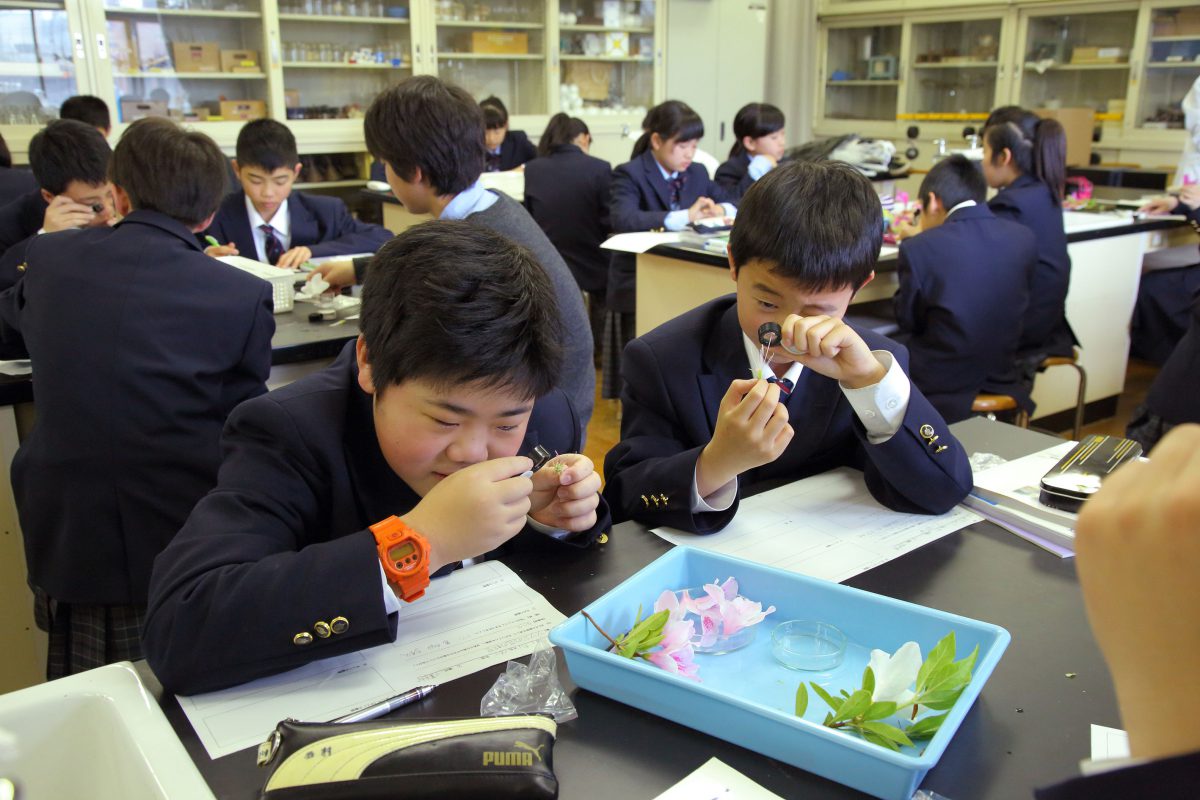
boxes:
[604,31,629,57]
[1153,8,1200,37]
[219,100,267,120]
[134,21,171,71]
[1070,45,1127,64]
[171,42,221,72]
[564,60,612,101]
[470,31,528,54]
[284,89,301,108]
[120,100,169,122]
[1037,107,1094,167]
[107,20,138,73]
[220,49,260,72]
[168,107,210,122]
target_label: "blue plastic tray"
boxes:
[549,547,1010,800]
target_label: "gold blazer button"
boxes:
[330,616,350,635]
[293,632,314,646]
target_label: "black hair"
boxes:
[28,119,112,195]
[729,160,881,293]
[235,118,299,173]
[60,95,111,131]
[0,132,11,169]
[728,102,785,159]
[537,112,589,157]
[983,107,1067,198]
[109,117,228,227]
[480,96,508,129]
[360,220,563,398]
[919,154,986,210]
[364,75,485,196]
[631,100,704,158]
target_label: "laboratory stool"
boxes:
[971,393,1030,428]
[1037,351,1087,442]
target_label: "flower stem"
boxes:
[582,610,621,651]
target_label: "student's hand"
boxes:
[204,243,239,257]
[401,456,533,573]
[893,219,921,241]
[309,260,356,289]
[780,314,886,389]
[42,195,99,233]
[1075,424,1200,762]
[687,197,720,222]
[529,454,601,532]
[1138,196,1180,215]
[695,378,793,497]
[276,246,313,269]
[1179,184,1200,210]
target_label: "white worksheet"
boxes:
[653,468,980,584]
[178,561,565,759]
[1090,724,1131,761]
[654,757,786,800]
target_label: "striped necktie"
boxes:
[767,375,794,398]
[260,224,284,265]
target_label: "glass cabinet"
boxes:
[557,0,656,115]
[821,23,901,122]
[1135,5,1200,131]
[0,1,87,124]
[908,18,1003,118]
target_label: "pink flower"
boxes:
[646,618,700,682]
[720,596,777,637]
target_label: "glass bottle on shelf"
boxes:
[823,25,901,122]
[1019,10,1137,119]
[1137,7,1200,131]
[558,0,655,116]
[908,19,1002,120]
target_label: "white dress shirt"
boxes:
[245,195,291,263]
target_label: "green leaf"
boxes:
[905,713,949,740]
[860,728,901,751]
[795,683,809,718]
[839,689,851,699]
[626,609,669,643]
[823,711,834,726]
[832,689,873,724]
[916,687,966,711]
[861,721,914,748]
[917,632,956,692]
[863,701,898,721]
[862,666,875,696]
[810,682,843,713]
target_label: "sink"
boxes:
[0,662,215,799]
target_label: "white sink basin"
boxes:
[0,662,215,799]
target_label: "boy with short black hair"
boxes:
[203,118,391,267]
[2,117,274,679]
[143,221,607,695]
[892,154,1036,423]
[603,160,972,534]
[481,95,536,171]
[311,75,595,431]
[60,95,112,136]
[0,119,114,262]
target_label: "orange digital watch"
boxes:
[370,515,430,602]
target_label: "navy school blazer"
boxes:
[0,190,47,258]
[602,296,973,533]
[0,167,38,209]
[491,129,537,172]
[714,154,756,200]
[988,173,1077,358]
[143,342,610,695]
[523,143,612,294]
[607,151,735,313]
[1,210,274,605]
[203,189,393,260]
[892,203,1037,422]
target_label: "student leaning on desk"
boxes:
[603,161,973,534]
[143,221,608,695]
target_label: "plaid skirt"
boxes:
[33,586,145,680]
[600,310,635,400]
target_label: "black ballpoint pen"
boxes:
[329,684,436,724]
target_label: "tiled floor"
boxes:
[583,360,1160,483]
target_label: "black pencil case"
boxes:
[256,714,558,799]
[1039,434,1143,513]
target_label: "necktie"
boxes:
[486,151,501,172]
[260,224,284,265]
[767,375,794,399]
[668,173,687,210]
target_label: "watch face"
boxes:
[387,540,420,572]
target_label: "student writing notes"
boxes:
[892,154,1036,423]
[603,161,972,534]
[143,222,609,695]
[481,96,537,172]
[1,118,274,679]
[203,119,392,266]
[714,103,786,201]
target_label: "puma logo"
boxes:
[514,741,546,762]
[481,741,545,767]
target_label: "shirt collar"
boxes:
[945,199,977,218]
[245,193,290,236]
[440,180,494,221]
[741,332,803,383]
[654,159,679,181]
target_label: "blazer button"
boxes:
[293,632,314,646]
[641,494,650,508]
[330,616,350,635]
[314,620,332,638]
[919,424,935,439]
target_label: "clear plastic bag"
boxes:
[480,648,578,724]
[969,451,1008,473]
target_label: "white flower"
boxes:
[868,641,922,707]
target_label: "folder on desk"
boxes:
[963,442,1079,554]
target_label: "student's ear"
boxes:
[111,184,133,217]
[356,336,377,395]
[858,271,876,292]
[999,148,1014,168]
[924,193,943,217]
[742,135,756,154]
[726,248,739,282]
[189,210,217,233]
[39,189,54,205]
[231,159,241,179]
[650,132,664,151]
[293,162,303,179]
